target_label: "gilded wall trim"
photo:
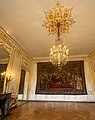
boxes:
[22,57,31,71]
[33,55,88,63]
[0,26,33,104]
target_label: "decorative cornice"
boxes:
[69,55,88,61]
[0,39,12,54]
[0,58,9,64]
[0,26,33,62]
[33,55,89,63]
[33,57,49,63]
[22,56,31,71]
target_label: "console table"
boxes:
[0,93,11,117]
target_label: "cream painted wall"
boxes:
[0,26,95,102]
[28,58,95,102]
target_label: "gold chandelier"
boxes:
[43,1,75,67]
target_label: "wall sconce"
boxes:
[1,71,14,93]
[1,71,14,83]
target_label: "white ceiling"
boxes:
[0,0,95,58]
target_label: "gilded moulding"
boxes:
[0,26,33,63]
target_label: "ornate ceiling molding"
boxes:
[0,26,33,62]
[33,55,89,63]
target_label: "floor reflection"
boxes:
[17,101,27,107]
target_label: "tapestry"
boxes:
[36,61,87,95]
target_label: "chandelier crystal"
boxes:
[43,1,75,67]
[50,39,69,67]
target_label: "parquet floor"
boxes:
[4,102,95,120]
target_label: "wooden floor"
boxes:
[4,102,95,120]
